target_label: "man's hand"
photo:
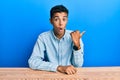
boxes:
[57,65,77,75]
[70,30,85,50]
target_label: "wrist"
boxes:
[57,66,61,71]
[57,66,63,72]
[77,45,81,50]
[73,45,81,50]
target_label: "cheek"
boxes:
[53,21,59,24]
[51,21,57,26]
[52,23,59,29]
[63,22,67,26]
[53,23,59,27]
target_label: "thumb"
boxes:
[80,31,86,37]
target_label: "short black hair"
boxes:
[50,5,69,18]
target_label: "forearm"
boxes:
[28,56,58,72]
[72,49,84,67]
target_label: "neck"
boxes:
[53,30,65,39]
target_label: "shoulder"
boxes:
[38,30,51,40]
[65,30,73,36]
[66,30,73,33]
[63,30,73,40]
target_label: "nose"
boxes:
[59,20,63,26]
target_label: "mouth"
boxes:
[59,28,63,31]
[59,28,63,30]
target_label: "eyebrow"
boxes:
[53,16,68,18]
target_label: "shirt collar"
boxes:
[51,29,66,40]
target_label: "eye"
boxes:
[55,19,57,21]
[54,18,58,21]
[63,18,67,21]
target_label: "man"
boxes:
[28,5,85,75]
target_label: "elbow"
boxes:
[74,62,83,67]
[28,58,37,70]
[74,59,84,67]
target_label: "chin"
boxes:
[57,31,62,35]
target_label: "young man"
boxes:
[28,5,85,75]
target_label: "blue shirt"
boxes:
[28,30,84,72]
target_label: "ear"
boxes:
[50,18,53,24]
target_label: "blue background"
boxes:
[0,0,120,67]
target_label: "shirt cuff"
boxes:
[73,49,82,53]
[50,64,58,72]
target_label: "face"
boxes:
[50,12,68,36]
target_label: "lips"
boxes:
[60,28,63,30]
[58,28,63,32]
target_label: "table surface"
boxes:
[0,67,120,80]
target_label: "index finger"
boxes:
[80,31,86,36]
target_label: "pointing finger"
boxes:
[80,31,86,37]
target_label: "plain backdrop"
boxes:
[0,0,120,67]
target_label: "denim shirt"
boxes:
[28,30,84,72]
